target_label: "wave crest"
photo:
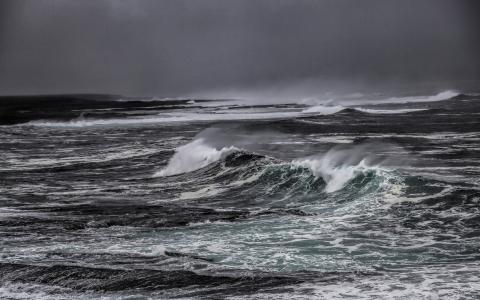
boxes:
[293,145,390,193]
[155,138,399,197]
[302,105,345,114]
[154,139,238,177]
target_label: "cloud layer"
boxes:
[0,0,478,96]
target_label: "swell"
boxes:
[0,149,172,173]
[152,137,479,215]
[389,187,480,238]
[153,140,406,210]
[156,140,392,188]
[9,91,473,128]
[20,105,433,128]
[0,203,312,231]
[0,262,376,297]
[0,94,201,125]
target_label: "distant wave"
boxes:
[298,90,461,115]
[302,105,428,115]
[20,90,460,127]
[25,105,430,127]
[25,111,302,127]
[302,105,345,114]
[375,90,459,104]
[354,108,428,114]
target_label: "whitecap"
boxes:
[373,90,458,104]
[302,105,345,115]
[153,138,238,177]
[354,108,428,114]
[292,144,394,193]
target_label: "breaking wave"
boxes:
[302,106,429,115]
[375,90,459,104]
[20,91,458,128]
[293,158,378,193]
[354,108,428,114]
[154,138,238,177]
[154,139,401,197]
[302,105,345,114]
[23,111,302,127]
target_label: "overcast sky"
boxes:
[0,0,478,96]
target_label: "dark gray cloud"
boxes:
[0,0,478,96]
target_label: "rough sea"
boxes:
[1,90,480,299]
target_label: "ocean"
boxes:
[1,90,479,299]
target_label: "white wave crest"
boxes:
[354,108,428,114]
[293,145,392,193]
[154,139,238,177]
[26,111,301,127]
[294,158,370,193]
[378,90,458,104]
[302,105,345,114]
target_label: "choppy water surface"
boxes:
[1,91,480,299]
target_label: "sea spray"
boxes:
[154,138,238,177]
[155,134,403,195]
[302,105,345,114]
[292,143,399,193]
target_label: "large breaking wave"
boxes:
[153,138,410,205]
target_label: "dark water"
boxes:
[1,91,480,299]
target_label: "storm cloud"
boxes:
[0,0,478,96]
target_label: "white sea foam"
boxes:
[149,245,167,256]
[373,90,459,104]
[302,105,345,114]
[355,107,428,114]
[179,184,227,200]
[293,145,393,193]
[302,105,429,115]
[299,90,457,113]
[26,111,302,127]
[294,157,371,193]
[383,184,455,205]
[298,90,459,106]
[153,138,238,177]
[156,138,398,194]
[23,91,454,128]
[276,262,480,300]
[2,147,160,171]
